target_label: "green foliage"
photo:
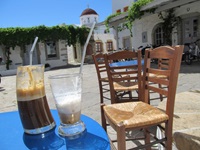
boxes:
[4,46,12,70]
[104,0,154,36]
[127,0,153,35]
[127,0,153,23]
[158,9,177,45]
[105,12,122,32]
[76,26,89,45]
[0,25,89,70]
[0,25,89,48]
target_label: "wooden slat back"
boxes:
[143,45,184,118]
[92,53,108,81]
[104,50,143,103]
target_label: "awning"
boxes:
[141,0,171,11]
[96,12,128,27]
[141,0,199,12]
[100,0,199,26]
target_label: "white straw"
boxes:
[29,37,38,65]
[79,22,96,74]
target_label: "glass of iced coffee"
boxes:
[49,73,86,137]
[16,65,56,134]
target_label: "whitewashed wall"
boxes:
[116,1,200,50]
[39,40,69,68]
[175,1,200,16]
[94,33,117,53]
[112,0,134,13]
[0,40,70,72]
[118,28,132,49]
[131,13,162,49]
[67,45,76,64]
[93,24,116,52]
[0,46,22,71]
[80,14,99,26]
[9,46,23,70]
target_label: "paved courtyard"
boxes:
[1,61,200,116]
[0,61,200,149]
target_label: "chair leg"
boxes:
[158,84,163,101]
[144,128,151,150]
[165,124,172,150]
[117,123,126,150]
[99,82,104,104]
[101,104,107,132]
[128,91,132,99]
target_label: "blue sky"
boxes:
[0,0,112,28]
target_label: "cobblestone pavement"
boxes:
[0,61,200,149]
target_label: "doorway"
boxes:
[182,17,198,44]
[123,36,131,50]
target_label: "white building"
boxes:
[0,7,116,74]
[0,40,72,75]
[75,7,116,63]
[109,0,200,51]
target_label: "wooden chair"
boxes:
[103,50,143,104]
[149,56,170,102]
[102,45,184,150]
[149,45,177,103]
[92,53,110,131]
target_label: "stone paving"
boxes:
[0,61,200,149]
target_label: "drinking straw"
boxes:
[79,22,96,74]
[29,37,38,65]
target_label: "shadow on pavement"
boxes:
[50,63,80,70]
[179,61,200,73]
[0,87,5,92]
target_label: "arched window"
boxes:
[153,24,165,46]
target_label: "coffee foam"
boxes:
[17,84,45,101]
[16,65,45,101]
[56,94,81,115]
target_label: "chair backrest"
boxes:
[92,53,107,82]
[104,50,143,103]
[143,45,184,117]
[92,53,110,103]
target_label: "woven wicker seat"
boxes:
[104,101,169,128]
[103,45,184,150]
[99,77,109,82]
[92,52,141,131]
[149,73,167,79]
[113,81,138,91]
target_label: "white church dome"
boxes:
[80,8,99,27]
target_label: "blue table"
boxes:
[0,110,110,150]
[110,60,144,67]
